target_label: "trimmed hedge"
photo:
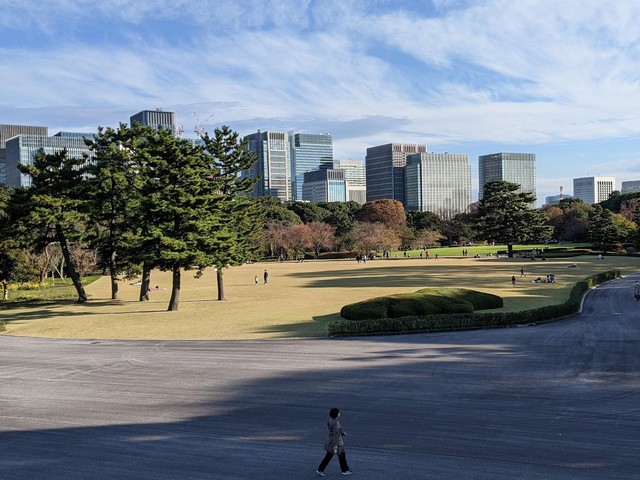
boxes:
[328,270,621,336]
[340,288,501,320]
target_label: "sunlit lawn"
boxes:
[1,250,638,340]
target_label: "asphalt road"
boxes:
[1,275,639,480]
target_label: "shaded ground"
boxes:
[1,274,639,479]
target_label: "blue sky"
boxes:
[2,0,639,205]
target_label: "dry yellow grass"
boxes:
[2,255,639,340]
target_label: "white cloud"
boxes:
[1,0,639,203]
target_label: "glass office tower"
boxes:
[242,131,292,202]
[405,153,471,216]
[478,152,536,202]
[130,109,177,133]
[334,159,366,204]
[4,131,94,188]
[302,167,347,203]
[290,133,333,201]
[366,143,427,203]
[0,124,48,184]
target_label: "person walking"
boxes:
[263,269,269,284]
[317,408,352,476]
[512,275,516,286]
[634,281,640,301]
[520,267,525,277]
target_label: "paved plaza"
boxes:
[1,275,639,479]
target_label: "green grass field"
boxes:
[1,250,639,340]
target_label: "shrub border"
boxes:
[327,270,621,337]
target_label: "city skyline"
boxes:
[2,1,639,205]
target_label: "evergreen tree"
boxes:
[475,181,552,257]
[129,127,214,311]
[588,204,618,251]
[84,123,146,299]
[196,125,261,301]
[14,150,90,302]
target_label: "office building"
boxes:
[334,159,366,204]
[621,180,640,194]
[302,166,347,203]
[242,131,292,201]
[290,133,333,201]
[5,131,94,188]
[1,124,48,184]
[405,152,471,216]
[478,152,536,202]
[130,109,176,133]
[573,176,615,204]
[366,143,427,203]
[544,193,574,205]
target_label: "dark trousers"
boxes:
[318,450,349,473]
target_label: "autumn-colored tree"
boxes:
[620,197,640,223]
[349,221,401,256]
[414,229,444,249]
[260,221,292,260]
[356,199,406,231]
[307,221,337,258]
[284,223,313,260]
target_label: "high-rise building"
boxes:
[0,124,48,184]
[5,131,94,188]
[573,176,615,204]
[302,166,347,203]
[130,109,176,133]
[478,152,536,202]
[242,131,292,201]
[334,159,366,204]
[366,143,427,203]
[405,153,471,216]
[621,180,640,194]
[290,133,333,201]
[544,193,573,205]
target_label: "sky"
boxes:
[2,0,640,205]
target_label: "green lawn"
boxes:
[1,252,638,340]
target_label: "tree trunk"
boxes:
[507,243,514,258]
[2,280,7,301]
[56,225,88,303]
[109,249,119,300]
[139,262,151,301]
[167,263,181,311]
[216,268,225,301]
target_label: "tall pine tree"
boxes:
[475,181,552,257]
[14,150,90,302]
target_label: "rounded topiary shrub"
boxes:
[386,294,473,318]
[415,288,503,310]
[340,288,500,320]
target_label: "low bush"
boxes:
[340,288,502,320]
[415,288,503,310]
[328,270,620,336]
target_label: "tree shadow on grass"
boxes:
[284,262,559,289]
[0,299,171,325]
